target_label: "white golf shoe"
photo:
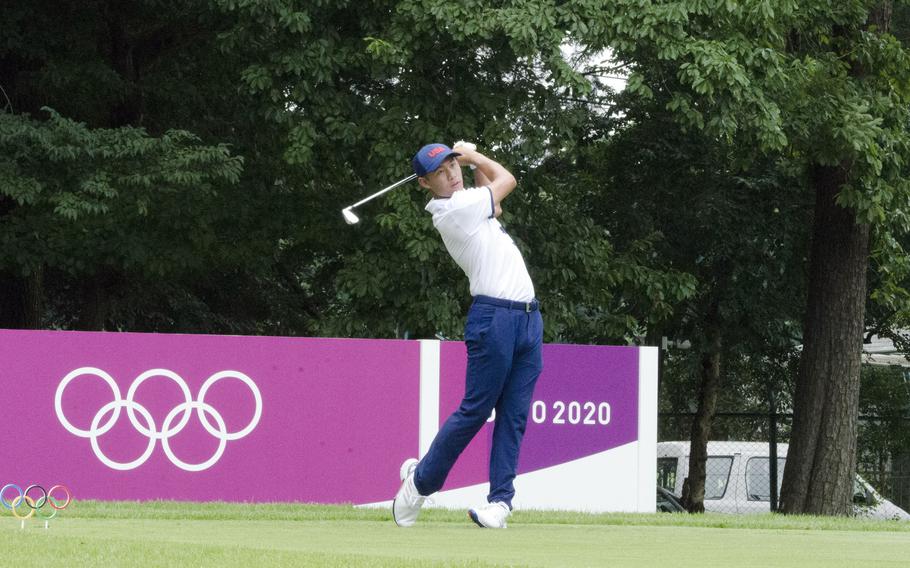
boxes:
[468,501,510,529]
[393,462,425,527]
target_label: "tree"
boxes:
[0,1,324,334]
[568,0,910,514]
[776,2,909,517]
[2,1,697,341]
[583,76,811,511]
[216,0,696,342]
[0,108,243,327]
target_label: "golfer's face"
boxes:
[423,157,463,197]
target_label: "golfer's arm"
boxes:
[473,167,503,218]
[472,154,515,211]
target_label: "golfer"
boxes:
[393,142,543,529]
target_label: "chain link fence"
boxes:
[657,412,910,515]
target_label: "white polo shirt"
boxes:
[425,186,535,302]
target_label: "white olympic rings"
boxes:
[55,367,262,472]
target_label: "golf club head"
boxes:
[341,173,417,226]
[342,208,360,225]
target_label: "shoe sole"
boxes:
[468,509,507,529]
[393,497,405,527]
[468,509,485,528]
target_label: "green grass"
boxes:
[3,501,910,567]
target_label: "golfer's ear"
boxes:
[418,177,430,189]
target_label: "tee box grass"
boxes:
[3,501,909,567]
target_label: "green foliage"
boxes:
[0,109,241,278]
[594,85,811,423]
[0,1,339,332]
[4,1,905,358]
[518,154,698,343]
[574,1,910,515]
[577,0,910,311]
[212,0,696,341]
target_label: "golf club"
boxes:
[341,173,418,225]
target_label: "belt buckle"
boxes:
[525,302,531,313]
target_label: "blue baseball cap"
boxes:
[412,143,461,177]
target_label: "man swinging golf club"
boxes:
[392,142,543,529]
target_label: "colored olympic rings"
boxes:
[1,484,71,521]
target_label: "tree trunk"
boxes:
[24,266,44,329]
[779,164,869,515]
[105,2,143,128]
[894,451,910,513]
[682,300,723,513]
[76,270,117,331]
[0,269,41,329]
[0,272,26,328]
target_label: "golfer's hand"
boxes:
[453,141,478,170]
[453,142,516,204]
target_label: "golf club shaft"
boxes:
[347,174,417,210]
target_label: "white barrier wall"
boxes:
[378,341,658,512]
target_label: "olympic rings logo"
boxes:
[1,484,71,521]
[55,367,262,472]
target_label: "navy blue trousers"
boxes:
[414,296,543,508]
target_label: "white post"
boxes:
[637,346,659,512]
[418,340,441,459]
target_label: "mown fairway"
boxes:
[3,502,909,567]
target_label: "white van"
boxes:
[657,441,910,520]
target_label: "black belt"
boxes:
[473,295,539,313]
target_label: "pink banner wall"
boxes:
[0,330,654,508]
[438,343,639,491]
[0,330,419,503]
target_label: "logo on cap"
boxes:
[412,143,459,177]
